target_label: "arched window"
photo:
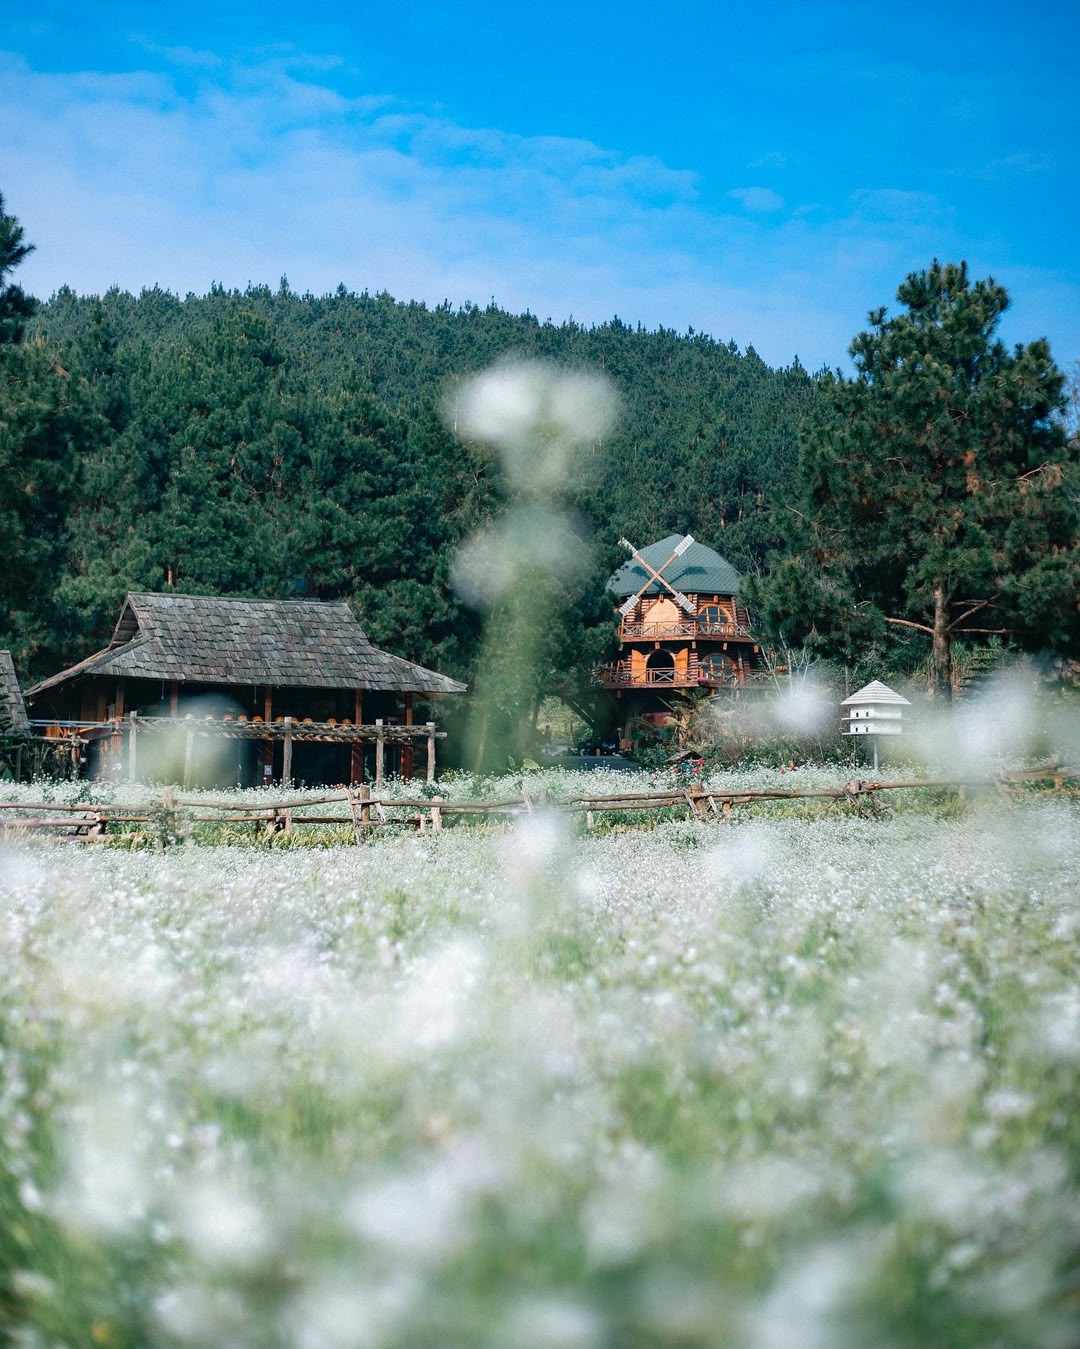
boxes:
[698,604,723,634]
[699,652,736,684]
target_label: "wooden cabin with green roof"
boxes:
[597,535,764,745]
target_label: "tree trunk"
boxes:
[930,584,952,701]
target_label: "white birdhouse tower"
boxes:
[841,680,910,771]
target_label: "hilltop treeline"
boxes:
[8,278,815,686]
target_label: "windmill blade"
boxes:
[622,536,696,612]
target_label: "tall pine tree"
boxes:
[750,261,1077,697]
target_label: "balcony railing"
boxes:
[596,663,763,689]
[618,619,754,642]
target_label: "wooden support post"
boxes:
[375,719,385,789]
[261,687,274,783]
[183,724,194,789]
[111,682,125,758]
[14,746,22,783]
[170,681,179,716]
[128,711,138,782]
[71,734,80,780]
[402,693,415,780]
[426,722,436,783]
[431,797,442,832]
[282,717,293,787]
[722,799,732,821]
[350,690,364,783]
[280,720,294,830]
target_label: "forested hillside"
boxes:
[8,276,816,687]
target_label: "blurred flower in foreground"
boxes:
[453,360,618,496]
[451,507,590,609]
[447,359,618,770]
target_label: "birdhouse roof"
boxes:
[26,593,466,699]
[841,680,911,706]
[608,535,743,598]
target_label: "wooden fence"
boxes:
[0,764,1074,845]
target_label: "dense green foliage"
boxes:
[3,191,1075,742]
[749,261,1078,697]
[4,215,815,693]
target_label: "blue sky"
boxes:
[2,0,1077,370]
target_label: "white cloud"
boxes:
[727,186,784,213]
[1,50,1076,371]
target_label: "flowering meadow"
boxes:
[1,782,1078,1347]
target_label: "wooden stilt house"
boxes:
[596,535,764,746]
[25,593,465,786]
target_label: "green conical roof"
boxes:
[608,535,743,599]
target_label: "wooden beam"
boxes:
[427,722,436,783]
[375,719,385,789]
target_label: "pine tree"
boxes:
[0,192,36,346]
[750,261,1077,697]
[0,194,96,671]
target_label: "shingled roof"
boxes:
[608,535,743,598]
[0,651,30,736]
[26,593,466,698]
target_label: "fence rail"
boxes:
[0,764,1073,843]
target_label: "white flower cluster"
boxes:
[0,798,1077,1346]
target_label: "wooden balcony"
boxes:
[618,618,754,642]
[596,661,762,690]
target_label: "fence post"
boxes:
[431,797,442,832]
[360,783,371,829]
[375,719,385,789]
[346,786,364,845]
[426,722,436,783]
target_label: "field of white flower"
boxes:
[1,794,1078,1348]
